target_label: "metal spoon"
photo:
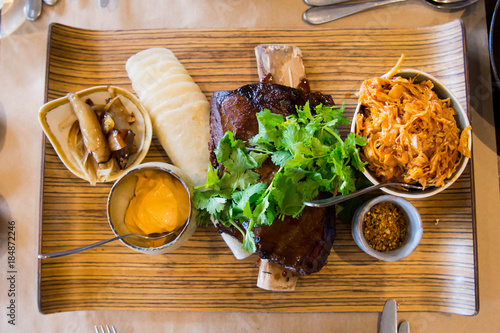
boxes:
[38,231,179,259]
[303,182,423,208]
[24,0,42,21]
[42,0,58,5]
[424,0,478,8]
[304,0,466,5]
[430,0,470,3]
[98,0,110,7]
[303,0,478,25]
[305,0,352,4]
[305,0,353,4]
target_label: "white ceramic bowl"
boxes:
[351,69,472,199]
[352,195,423,262]
[39,85,153,184]
[107,162,197,254]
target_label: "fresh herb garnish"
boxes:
[194,102,366,253]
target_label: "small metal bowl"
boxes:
[107,162,197,254]
[351,195,423,262]
[351,69,472,199]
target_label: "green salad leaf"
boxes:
[193,102,366,253]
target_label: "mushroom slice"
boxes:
[68,93,111,164]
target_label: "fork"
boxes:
[94,325,116,333]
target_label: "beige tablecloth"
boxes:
[1,0,498,332]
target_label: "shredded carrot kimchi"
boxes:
[355,71,471,189]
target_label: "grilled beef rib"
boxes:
[209,81,336,276]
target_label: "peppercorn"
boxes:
[363,202,407,252]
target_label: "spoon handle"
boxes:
[24,0,42,21]
[303,0,407,25]
[304,0,351,5]
[37,232,174,259]
[38,235,132,259]
[98,0,110,7]
[303,183,423,208]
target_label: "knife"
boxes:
[399,321,410,333]
[380,299,397,333]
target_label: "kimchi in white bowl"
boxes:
[351,68,472,199]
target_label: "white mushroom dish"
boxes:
[39,86,153,185]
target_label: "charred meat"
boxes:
[209,82,336,276]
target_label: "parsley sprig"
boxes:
[194,102,366,253]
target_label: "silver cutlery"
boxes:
[305,0,474,5]
[38,230,179,259]
[95,325,117,333]
[425,0,478,7]
[380,299,397,333]
[305,0,350,5]
[303,0,479,24]
[23,0,42,21]
[303,182,423,208]
[24,0,61,22]
[379,299,411,333]
[99,0,110,7]
[431,0,473,3]
[399,321,411,333]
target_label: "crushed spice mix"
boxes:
[363,202,407,251]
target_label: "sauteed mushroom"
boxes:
[68,93,111,164]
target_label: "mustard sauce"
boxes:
[124,169,190,239]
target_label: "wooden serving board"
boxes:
[38,20,477,315]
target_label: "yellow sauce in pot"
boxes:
[124,169,190,237]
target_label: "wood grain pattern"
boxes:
[38,20,477,315]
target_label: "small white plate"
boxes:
[39,86,153,184]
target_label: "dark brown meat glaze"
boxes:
[209,82,336,276]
